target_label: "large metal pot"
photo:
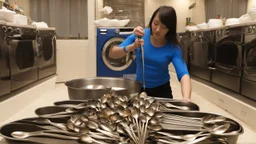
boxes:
[65,77,141,100]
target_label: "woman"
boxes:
[109,6,191,101]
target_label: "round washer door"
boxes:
[42,36,54,61]
[15,40,35,70]
[102,37,135,71]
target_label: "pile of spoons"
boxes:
[63,91,231,144]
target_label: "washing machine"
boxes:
[212,26,243,93]
[3,24,38,91]
[0,22,11,96]
[189,29,215,81]
[241,24,256,101]
[177,32,190,69]
[36,28,57,80]
[97,27,136,77]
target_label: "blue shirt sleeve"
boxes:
[118,34,136,47]
[172,45,190,81]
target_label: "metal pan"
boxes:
[35,106,73,118]
[0,123,79,144]
[65,77,141,100]
[53,100,89,107]
[163,111,243,144]
[153,97,200,111]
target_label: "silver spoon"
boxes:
[157,131,209,141]
[34,118,68,131]
[11,131,78,140]
[80,134,109,144]
[40,107,78,117]
[162,102,190,110]
[202,115,226,124]
[87,121,119,138]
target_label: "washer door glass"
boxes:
[244,40,256,75]
[215,41,238,66]
[190,36,213,68]
[16,40,35,70]
[102,37,135,71]
[42,36,54,61]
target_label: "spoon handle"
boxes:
[49,122,68,131]
[40,111,74,117]
[28,132,79,140]
[44,129,79,136]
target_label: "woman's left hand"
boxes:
[182,97,191,102]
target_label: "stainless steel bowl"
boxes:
[65,77,141,100]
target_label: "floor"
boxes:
[1,74,256,143]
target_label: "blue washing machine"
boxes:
[97,27,136,77]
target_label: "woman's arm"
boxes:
[109,26,145,59]
[109,43,136,58]
[180,74,191,101]
[171,46,191,101]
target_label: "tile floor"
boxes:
[1,75,256,143]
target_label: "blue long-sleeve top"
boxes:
[119,28,189,88]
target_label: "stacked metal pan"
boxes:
[0,91,243,144]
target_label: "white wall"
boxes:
[56,0,96,82]
[190,0,206,24]
[247,0,256,12]
[96,0,104,19]
[145,0,191,32]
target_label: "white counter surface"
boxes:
[1,74,256,143]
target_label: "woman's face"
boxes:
[151,13,169,40]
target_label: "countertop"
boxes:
[1,74,256,143]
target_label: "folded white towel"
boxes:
[31,21,49,28]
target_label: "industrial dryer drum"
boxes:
[3,24,38,91]
[36,28,57,80]
[241,25,256,101]
[212,26,243,93]
[189,30,215,81]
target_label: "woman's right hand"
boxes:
[133,26,145,49]
[133,26,144,37]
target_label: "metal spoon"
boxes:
[162,102,190,110]
[157,131,209,141]
[40,107,78,117]
[11,131,78,140]
[87,121,119,138]
[148,124,162,132]
[130,107,140,139]
[142,107,155,143]
[209,122,230,134]
[80,134,109,144]
[202,115,226,124]
[34,118,68,131]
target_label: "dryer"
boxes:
[212,26,243,93]
[177,32,190,69]
[241,25,256,101]
[97,27,136,77]
[3,24,38,91]
[0,22,10,96]
[36,28,56,79]
[189,29,215,81]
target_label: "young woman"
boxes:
[109,6,191,101]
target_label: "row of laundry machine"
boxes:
[0,22,56,97]
[178,23,256,101]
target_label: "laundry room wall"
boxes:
[56,0,96,82]
[8,0,30,15]
[247,0,256,12]
[145,0,205,33]
[100,0,145,27]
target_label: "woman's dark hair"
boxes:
[149,6,179,45]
